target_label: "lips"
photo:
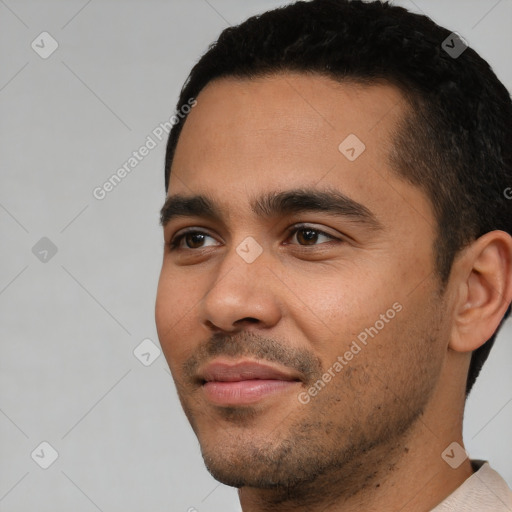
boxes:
[197,360,302,405]
[200,360,301,383]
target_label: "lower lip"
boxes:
[202,379,299,405]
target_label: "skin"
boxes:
[155,73,512,511]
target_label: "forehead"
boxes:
[174,73,404,171]
[168,73,434,234]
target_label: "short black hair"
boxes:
[163,0,512,396]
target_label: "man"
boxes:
[155,0,512,510]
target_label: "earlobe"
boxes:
[449,230,512,353]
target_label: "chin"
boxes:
[197,424,333,491]
[201,448,309,489]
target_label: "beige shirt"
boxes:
[431,460,512,511]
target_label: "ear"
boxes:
[450,230,512,353]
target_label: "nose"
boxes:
[200,245,282,334]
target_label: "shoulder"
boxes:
[430,460,512,512]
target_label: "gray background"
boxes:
[0,0,511,510]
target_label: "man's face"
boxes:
[155,74,451,493]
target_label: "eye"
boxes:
[167,224,340,252]
[169,230,219,250]
[286,224,339,246]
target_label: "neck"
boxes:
[238,366,473,512]
[238,426,473,512]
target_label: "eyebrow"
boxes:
[160,187,383,231]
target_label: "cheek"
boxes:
[280,262,399,348]
[155,272,177,338]
[155,269,201,368]
[309,295,443,419]
[283,263,434,385]
[362,288,445,390]
[156,263,204,323]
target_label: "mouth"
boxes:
[197,359,303,406]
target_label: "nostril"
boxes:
[234,317,260,326]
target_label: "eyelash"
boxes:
[168,224,340,251]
